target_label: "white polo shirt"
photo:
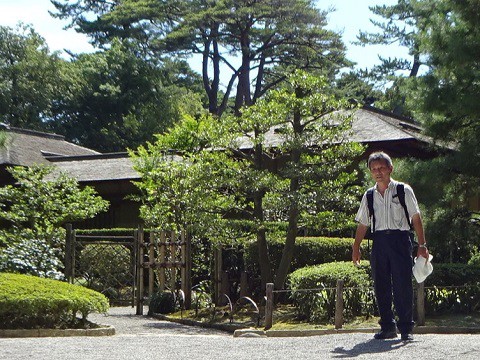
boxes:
[355,179,421,232]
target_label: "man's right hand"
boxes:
[352,223,368,266]
[352,245,361,266]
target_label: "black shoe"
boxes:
[374,330,398,340]
[401,333,413,341]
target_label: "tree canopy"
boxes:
[51,0,351,117]
[0,24,66,130]
[131,71,363,289]
[52,39,205,152]
[357,0,480,262]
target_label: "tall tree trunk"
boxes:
[394,48,421,116]
[274,102,302,290]
[274,186,299,290]
[202,26,221,116]
[255,191,273,289]
[252,139,272,289]
[235,32,252,115]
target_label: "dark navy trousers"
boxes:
[370,230,414,334]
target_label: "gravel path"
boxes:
[1,307,480,360]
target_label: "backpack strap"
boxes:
[366,187,375,234]
[366,184,412,233]
[396,183,412,229]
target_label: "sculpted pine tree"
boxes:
[132,72,363,290]
[51,0,350,117]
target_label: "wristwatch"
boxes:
[418,243,427,248]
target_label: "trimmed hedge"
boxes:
[423,263,480,314]
[0,273,109,329]
[425,263,480,286]
[244,236,362,274]
[288,261,373,323]
[289,261,480,322]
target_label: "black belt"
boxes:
[374,229,408,235]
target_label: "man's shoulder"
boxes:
[392,180,415,195]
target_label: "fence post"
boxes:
[416,281,425,326]
[335,279,344,329]
[265,283,274,330]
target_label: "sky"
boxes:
[0,0,408,71]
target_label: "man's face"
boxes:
[369,159,393,183]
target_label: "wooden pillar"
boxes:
[416,282,426,326]
[214,247,222,305]
[170,230,177,291]
[159,231,166,291]
[148,232,155,298]
[240,271,249,297]
[64,224,73,283]
[265,283,274,330]
[181,230,192,309]
[131,228,138,307]
[136,225,145,315]
[220,271,229,306]
[71,229,77,282]
[335,279,344,329]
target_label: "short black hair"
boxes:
[367,151,393,169]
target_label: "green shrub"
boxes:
[288,261,373,323]
[0,232,64,280]
[424,263,480,314]
[148,291,176,315]
[468,252,480,267]
[426,263,480,286]
[0,273,109,329]
[244,236,363,274]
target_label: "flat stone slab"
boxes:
[233,326,480,337]
[0,325,115,338]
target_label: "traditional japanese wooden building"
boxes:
[0,106,446,229]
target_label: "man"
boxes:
[352,151,429,341]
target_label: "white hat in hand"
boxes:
[413,254,433,283]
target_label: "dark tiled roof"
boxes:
[0,106,440,184]
[349,106,429,144]
[235,106,431,149]
[47,153,140,182]
[0,126,99,166]
[47,152,184,182]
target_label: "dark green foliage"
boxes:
[424,263,480,314]
[288,261,480,323]
[393,158,480,265]
[54,39,204,152]
[0,166,109,279]
[148,291,176,315]
[0,25,66,131]
[0,273,109,329]
[244,236,364,275]
[288,261,373,323]
[425,263,480,287]
[51,0,351,117]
